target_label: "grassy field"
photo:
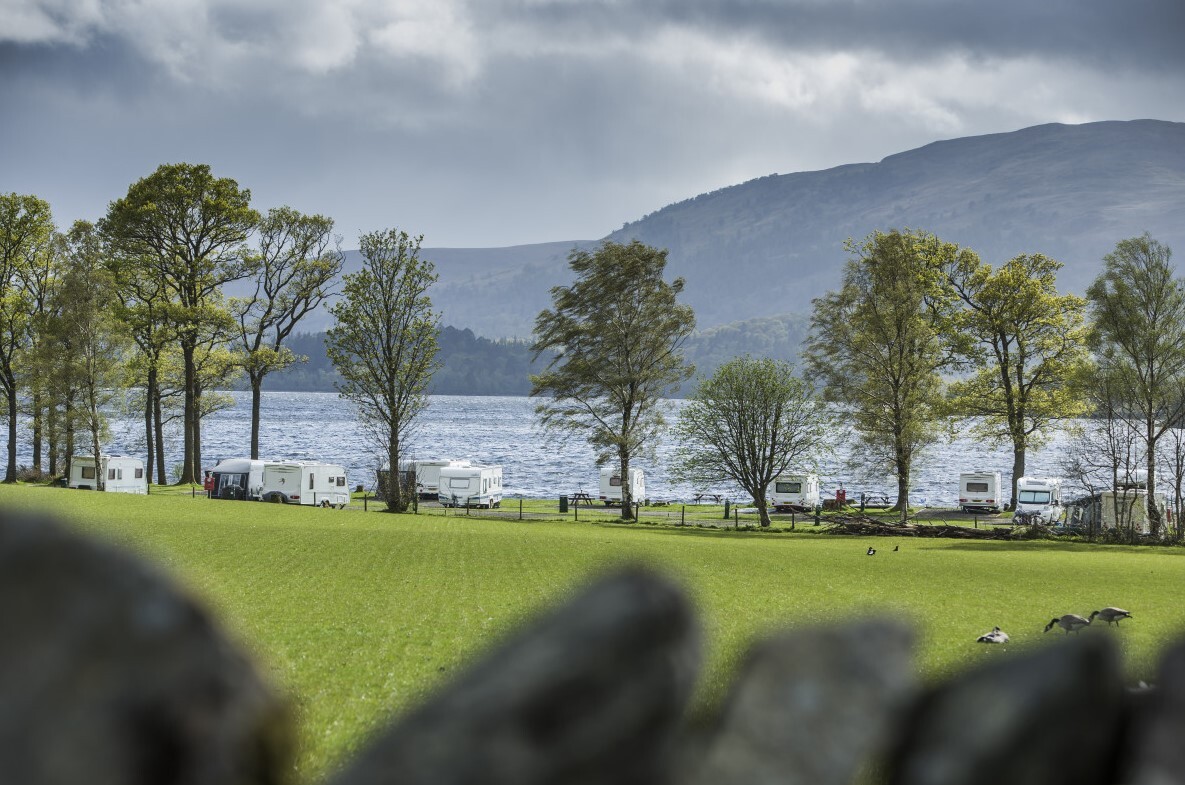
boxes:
[3,483,1184,781]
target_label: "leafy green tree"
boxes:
[945,253,1090,508]
[0,193,55,482]
[1086,233,1185,536]
[673,356,830,527]
[531,240,695,520]
[806,229,965,521]
[325,229,440,513]
[232,206,342,458]
[42,222,130,487]
[102,163,259,484]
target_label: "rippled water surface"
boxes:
[53,392,1070,505]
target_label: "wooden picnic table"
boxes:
[568,492,596,506]
[693,492,723,504]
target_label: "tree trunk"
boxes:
[64,395,75,477]
[4,372,16,483]
[31,392,42,472]
[179,344,197,484]
[1147,442,1161,537]
[757,491,771,527]
[619,452,634,521]
[46,404,58,476]
[153,387,166,486]
[193,385,203,483]
[250,375,263,460]
[144,370,155,484]
[386,434,404,513]
[1010,445,1026,511]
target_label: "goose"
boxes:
[976,626,1009,644]
[1044,614,1091,634]
[1090,607,1133,627]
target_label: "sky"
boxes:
[3,0,1184,249]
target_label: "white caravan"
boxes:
[261,460,350,508]
[599,467,645,506]
[68,455,147,494]
[1015,476,1063,522]
[958,471,1002,513]
[768,473,820,512]
[439,464,503,508]
[397,459,472,499]
[1096,490,1168,534]
[210,458,265,501]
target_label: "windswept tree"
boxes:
[0,193,55,482]
[232,206,342,458]
[945,253,1090,508]
[1086,233,1185,536]
[806,229,966,521]
[673,357,830,527]
[102,163,259,484]
[531,240,695,521]
[325,229,440,513]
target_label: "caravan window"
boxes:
[309,473,315,490]
[776,481,803,494]
[135,468,144,479]
[610,476,622,487]
[966,481,990,493]
[336,476,346,487]
[448,477,470,489]
[109,468,122,480]
[81,466,96,480]
[1019,490,1051,504]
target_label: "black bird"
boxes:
[1090,607,1133,627]
[1045,614,1091,634]
[893,545,899,552]
[866,547,876,555]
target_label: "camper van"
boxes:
[599,467,645,506]
[261,460,350,508]
[439,464,503,508]
[209,458,265,501]
[1015,476,1063,522]
[68,455,147,494]
[401,459,471,499]
[768,473,821,512]
[958,471,1002,513]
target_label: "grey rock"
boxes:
[889,635,1123,785]
[1126,638,1185,785]
[330,567,699,785]
[687,620,915,785]
[0,510,289,785]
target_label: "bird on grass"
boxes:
[893,545,899,552]
[867,547,876,555]
[976,626,1009,644]
[1045,614,1092,634]
[1090,607,1133,627]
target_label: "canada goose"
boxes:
[976,626,1009,644]
[1090,607,1132,627]
[1044,614,1091,634]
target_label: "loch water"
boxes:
[52,391,1078,507]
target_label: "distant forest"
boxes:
[262,314,809,397]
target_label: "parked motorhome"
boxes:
[1015,476,1063,522]
[768,473,820,512]
[599,467,645,506]
[68,455,147,494]
[261,460,350,508]
[209,458,265,501]
[378,459,470,500]
[439,464,503,508]
[958,471,1002,513]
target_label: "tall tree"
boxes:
[1086,233,1185,536]
[102,163,259,484]
[531,240,695,521]
[325,229,440,513]
[0,193,55,482]
[673,357,830,527]
[806,229,965,521]
[945,253,1090,508]
[232,206,342,458]
[44,222,129,488]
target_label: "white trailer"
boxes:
[599,467,645,506]
[958,470,1002,513]
[1015,476,1063,522]
[768,473,820,512]
[68,455,147,494]
[261,460,349,508]
[398,459,471,498]
[439,464,503,508]
[210,458,265,501]
[1067,490,1169,535]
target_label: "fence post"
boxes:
[723,499,730,519]
[681,505,685,525]
[815,506,821,525]
[734,507,739,529]
[364,494,368,512]
[519,498,523,520]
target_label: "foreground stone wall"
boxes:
[1,509,1182,785]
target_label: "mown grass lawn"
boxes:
[4,483,1185,781]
